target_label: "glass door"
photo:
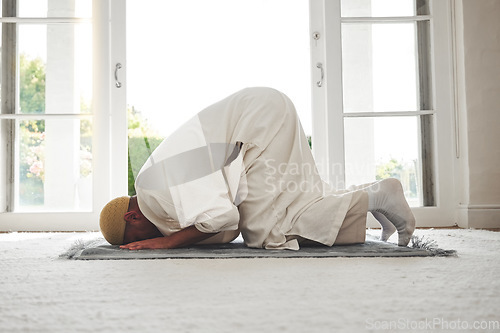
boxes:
[0,0,97,230]
[310,0,456,226]
[340,0,433,207]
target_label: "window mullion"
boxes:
[324,0,346,189]
[0,17,91,23]
[343,111,435,118]
[310,0,345,188]
[1,0,17,212]
[341,15,432,23]
[416,16,435,206]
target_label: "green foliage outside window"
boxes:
[376,158,403,180]
[18,54,93,206]
[19,54,46,205]
[127,107,163,196]
[376,157,418,199]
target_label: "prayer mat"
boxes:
[61,235,456,260]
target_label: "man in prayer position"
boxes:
[99,87,415,250]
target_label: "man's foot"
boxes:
[371,211,397,242]
[366,178,416,246]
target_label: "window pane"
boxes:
[127,0,311,138]
[344,116,422,207]
[18,23,92,114]
[16,0,91,18]
[341,0,429,17]
[126,0,312,195]
[341,22,431,112]
[16,118,92,212]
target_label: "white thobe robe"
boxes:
[135,87,367,250]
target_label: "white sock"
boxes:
[365,178,416,246]
[371,211,397,242]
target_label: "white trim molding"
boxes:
[457,204,500,229]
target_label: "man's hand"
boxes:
[120,237,170,250]
[120,225,217,250]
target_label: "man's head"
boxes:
[99,196,162,245]
[99,196,130,245]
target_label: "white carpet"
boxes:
[1,229,499,333]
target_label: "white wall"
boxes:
[455,0,500,228]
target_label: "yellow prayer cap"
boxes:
[99,196,130,245]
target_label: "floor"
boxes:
[1,228,500,333]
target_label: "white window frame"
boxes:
[309,0,456,227]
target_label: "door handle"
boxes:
[115,63,122,88]
[316,62,323,87]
